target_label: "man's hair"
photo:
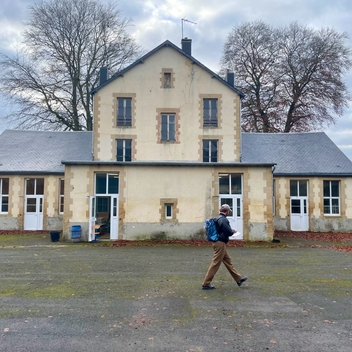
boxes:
[220,204,232,213]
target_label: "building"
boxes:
[1,39,351,241]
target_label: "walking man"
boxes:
[202,204,247,290]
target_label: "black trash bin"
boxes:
[50,231,60,242]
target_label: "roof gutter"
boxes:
[62,160,275,167]
[274,172,352,177]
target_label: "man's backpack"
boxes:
[205,216,220,242]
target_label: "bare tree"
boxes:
[221,21,352,133]
[0,0,141,131]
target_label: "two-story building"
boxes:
[1,39,352,241]
[62,39,274,242]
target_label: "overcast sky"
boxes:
[1,0,352,160]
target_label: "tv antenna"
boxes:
[181,18,197,38]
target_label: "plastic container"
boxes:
[71,225,82,242]
[50,231,60,242]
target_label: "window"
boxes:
[117,98,132,126]
[161,114,175,141]
[59,179,64,214]
[26,178,44,195]
[116,139,132,162]
[160,198,178,222]
[95,173,119,195]
[272,179,276,216]
[0,178,9,213]
[290,180,308,197]
[165,204,173,219]
[218,174,242,218]
[164,72,171,88]
[160,69,174,89]
[97,197,109,213]
[219,174,242,195]
[323,180,340,215]
[203,140,218,162]
[203,98,218,127]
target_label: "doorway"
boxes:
[89,173,119,242]
[218,173,243,239]
[290,180,309,231]
[24,178,44,230]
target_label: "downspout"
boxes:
[91,94,94,161]
[240,98,243,162]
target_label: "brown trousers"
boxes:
[202,241,242,286]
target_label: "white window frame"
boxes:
[117,98,132,126]
[203,98,218,127]
[116,139,132,162]
[0,178,9,214]
[161,113,176,141]
[95,173,119,196]
[59,179,64,214]
[203,139,218,162]
[272,179,276,216]
[323,180,340,216]
[165,204,173,219]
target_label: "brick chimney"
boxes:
[100,67,108,85]
[181,38,192,56]
[227,71,234,87]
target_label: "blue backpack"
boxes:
[205,216,220,242]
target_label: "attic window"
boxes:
[164,72,171,88]
[161,69,174,89]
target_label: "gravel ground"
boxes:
[0,234,351,352]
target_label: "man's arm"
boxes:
[217,217,234,237]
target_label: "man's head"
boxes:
[220,204,232,215]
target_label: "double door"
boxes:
[89,195,119,242]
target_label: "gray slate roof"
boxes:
[0,130,92,174]
[241,132,352,176]
[1,130,352,176]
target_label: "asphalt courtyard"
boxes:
[0,234,351,352]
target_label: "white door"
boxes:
[110,195,119,240]
[219,196,243,239]
[290,180,309,231]
[24,196,43,230]
[88,196,96,242]
[290,197,309,231]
